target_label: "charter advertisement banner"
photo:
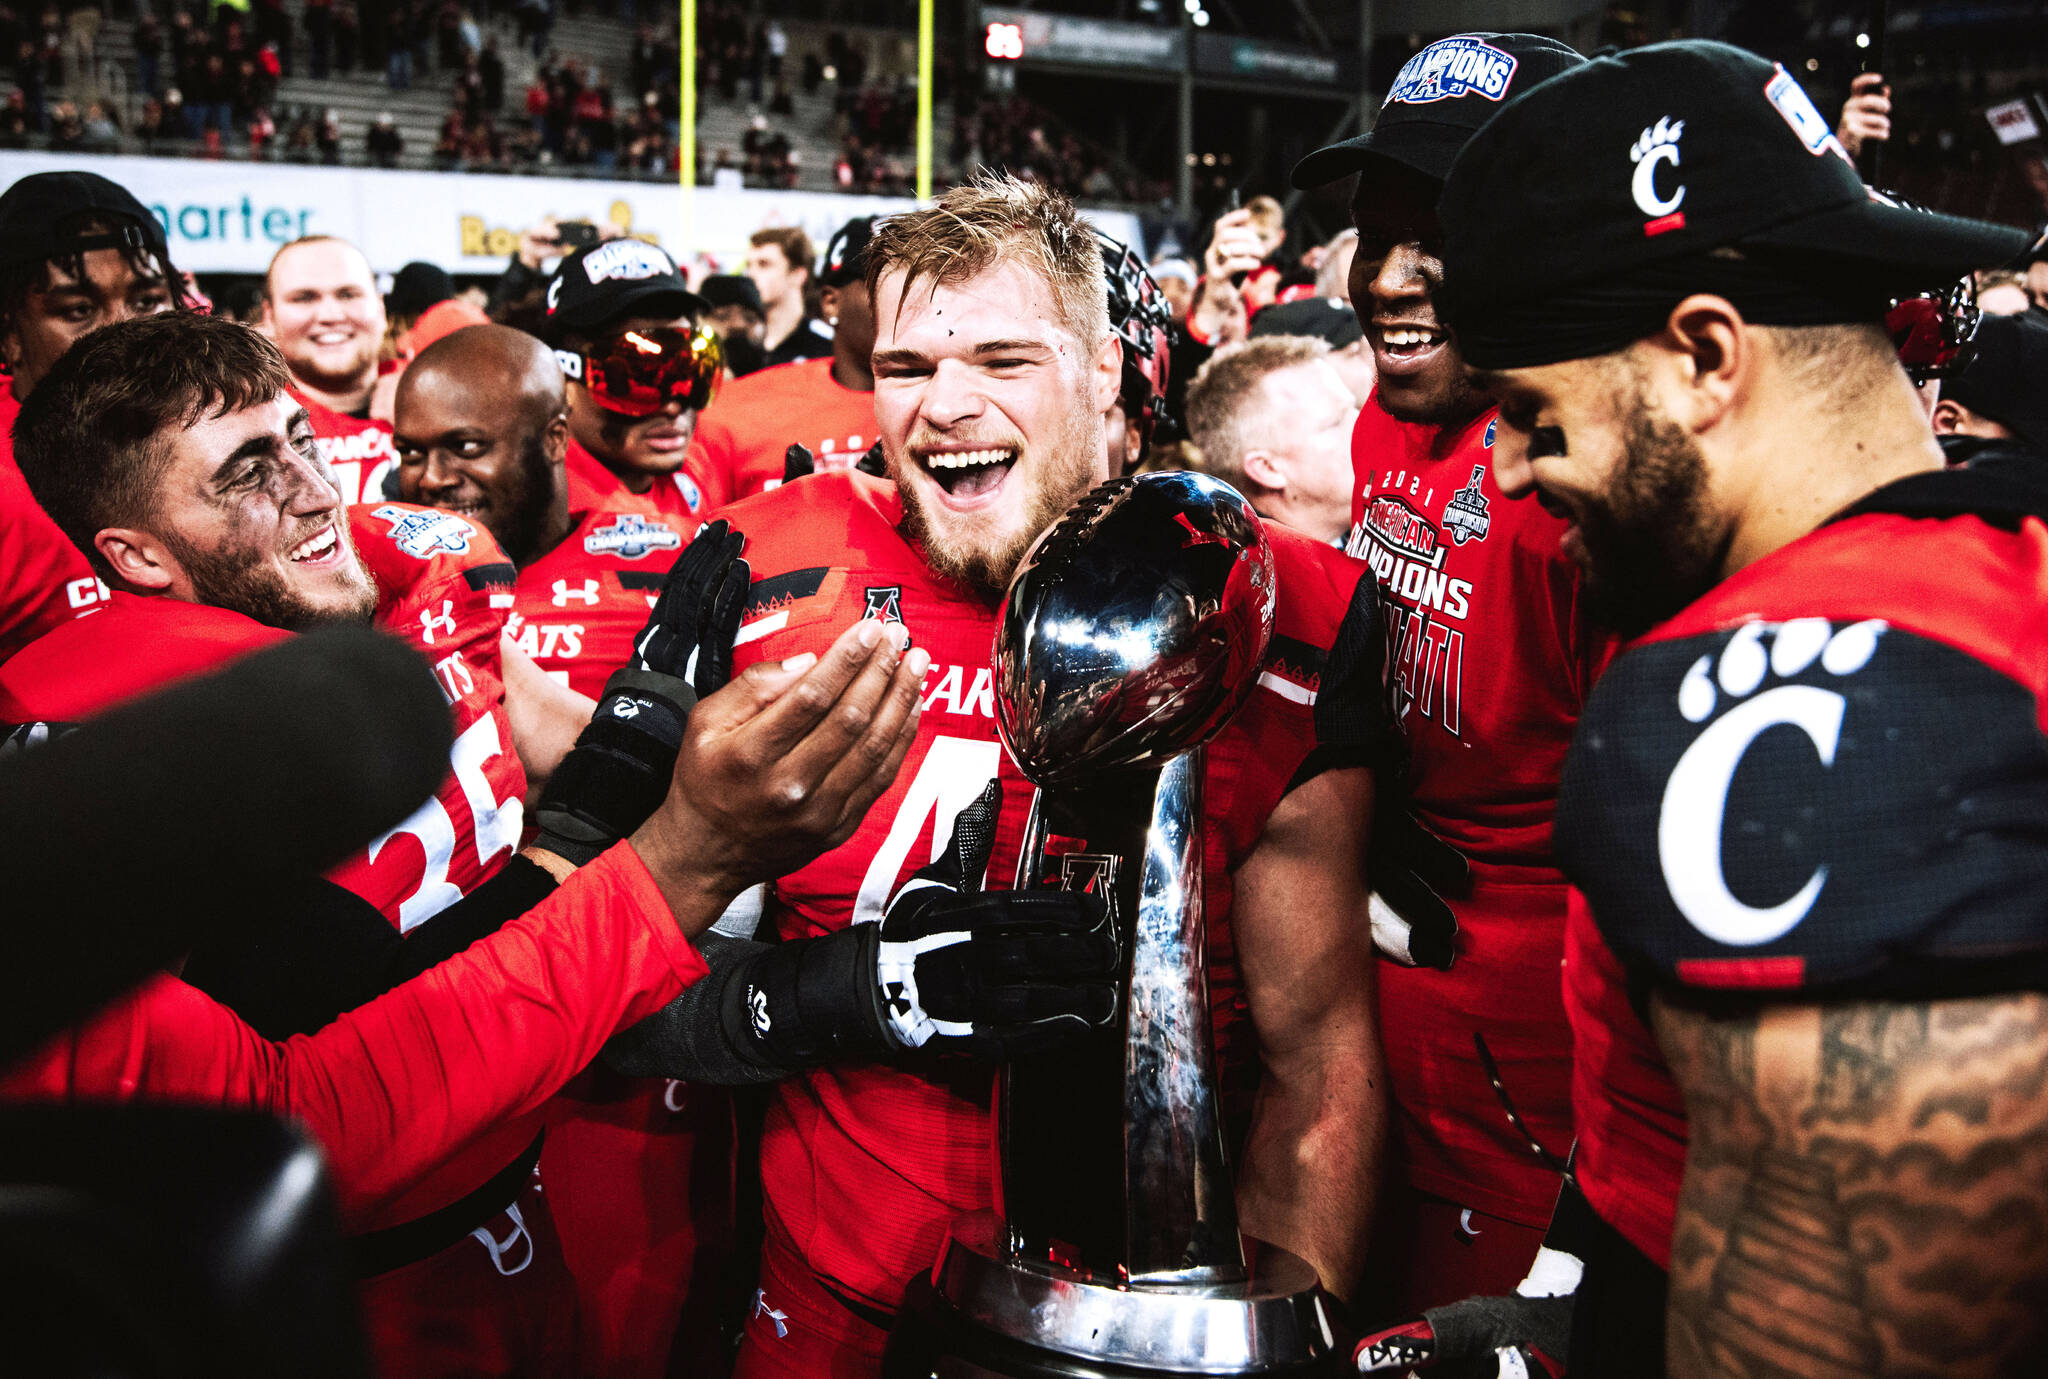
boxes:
[0,151,1147,273]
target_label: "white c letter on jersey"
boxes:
[1657,685,1843,947]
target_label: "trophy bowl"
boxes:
[993,471,1276,787]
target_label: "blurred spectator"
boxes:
[1932,310,2048,453]
[698,273,766,377]
[1978,270,2032,316]
[1249,294,1374,404]
[747,225,828,367]
[304,0,330,78]
[1150,257,1196,326]
[133,10,161,94]
[1836,71,1890,161]
[1183,335,1359,545]
[367,109,403,165]
[2028,250,2048,313]
[334,1,357,72]
[479,35,503,110]
[1312,228,1356,303]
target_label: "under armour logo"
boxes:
[884,981,912,1017]
[749,986,771,1033]
[753,1288,789,1339]
[419,599,457,645]
[553,578,600,607]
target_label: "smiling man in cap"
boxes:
[1437,40,2041,1374]
[1290,33,1617,1322]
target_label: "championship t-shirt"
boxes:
[1344,395,1618,1225]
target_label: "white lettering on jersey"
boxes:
[65,576,110,611]
[367,713,524,931]
[918,664,997,719]
[851,735,1003,927]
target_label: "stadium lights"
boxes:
[1192,10,1210,25]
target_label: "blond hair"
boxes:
[864,171,1110,348]
[1183,335,1329,490]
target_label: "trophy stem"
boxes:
[1123,749,1244,1283]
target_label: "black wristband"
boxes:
[534,668,697,866]
[720,925,894,1067]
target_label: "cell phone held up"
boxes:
[556,220,600,250]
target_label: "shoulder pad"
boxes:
[1558,618,2048,998]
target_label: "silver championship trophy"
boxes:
[884,472,1343,1378]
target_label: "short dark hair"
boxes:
[16,313,296,582]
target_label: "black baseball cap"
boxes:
[1944,310,2048,452]
[699,273,765,317]
[1290,33,1583,189]
[387,260,453,318]
[1250,296,1363,349]
[817,216,876,288]
[1437,41,2034,369]
[0,170,170,269]
[545,239,706,336]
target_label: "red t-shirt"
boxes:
[565,437,711,526]
[0,376,107,665]
[0,844,706,1230]
[1344,396,1619,1226]
[691,356,876,507]
[510,509,684,699]
[717,471,1368,1315]
[293,389,401,508]
[0,501,534,1231]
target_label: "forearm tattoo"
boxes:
[1655,992,2048,1379]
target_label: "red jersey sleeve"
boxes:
[331,504,526,930]
[0,843,707,1227]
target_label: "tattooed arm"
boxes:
[1653,992,2048,1379]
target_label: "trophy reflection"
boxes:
[885,472,1343,1377]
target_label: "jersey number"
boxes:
[850,736,1003,926]
[368,713,525,931]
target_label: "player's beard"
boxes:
[898,402,1102,595]
[1573,388,1727,639]
[491,430,560,568]
[161,522,379,631]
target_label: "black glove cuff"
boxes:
[533,671,698,865]
[721,925,893,1067]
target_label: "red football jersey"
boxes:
[510,509,685,699]
[294,389,402,507]
[691,356,877,506]
[0,377,107,664]
[0,502,531,1233]
[1344,396,1619,1226]
[717,471,1369,1314]
[331,502,527,932]
[565,437,712,524]
[0,844,706,1229]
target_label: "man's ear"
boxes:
[94,528,181,593]
[1240,447,1287,497]
[1092,333,1124,417]
[545,409,570,464]
[1656,293,1747,434]
[819,284,841,324]
[1928,398,1968,436]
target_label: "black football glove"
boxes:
[724,780,1122,1066]
[1368,802,1468,970]
[782,443,815,483]
[533,518,749,865]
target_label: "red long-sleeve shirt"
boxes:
[0,843,707,1226]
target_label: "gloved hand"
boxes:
[782,443,815,483]
[533,518,750,865]
[1354,1295,1570,1378]
[870,779,1121,1055]
[1368,802,1467,970]
[726,780,1123,1067]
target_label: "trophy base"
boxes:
[881,1214,1345,1378]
